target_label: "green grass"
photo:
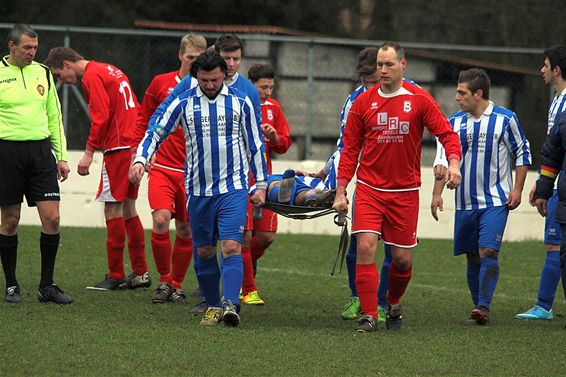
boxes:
[0,226,565,377]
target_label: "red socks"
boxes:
[172,236,193,289]
[250,237,266,263]
[387,263,412,305]
[241,246,256,295]
[106,217,126,280]
[151,231,172,283]
[125,216,148,275]
[355,263,379,317]
[152,232,193,288]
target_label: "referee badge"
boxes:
[37,84,45,96]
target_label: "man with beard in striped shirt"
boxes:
[130,50,267,327]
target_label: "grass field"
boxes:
[0,225,565,377]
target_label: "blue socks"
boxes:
[195,254,221,307]
[467,261,481,307]
[477,256,499,310]
[346,234,357,297]
[378,245,392,308]
[537,250,560,311]
[222,254,243,306]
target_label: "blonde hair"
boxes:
[180,33,207,54]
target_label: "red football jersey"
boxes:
[338,81,461,191]
[261,98,292,173]
[135,71,187,171]
[82,61,138,153]
[248,98,292,187]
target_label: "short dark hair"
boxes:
[458,68,491,100]
[544,45,566,80]
[356,47,378,77]
[214,34,244,55]
[7,23,37,46]
[248,64,274,82]
[44,47,84,69]
[378,41,405,61]
[190,50,228,77]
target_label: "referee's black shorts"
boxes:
[0,139,61,207]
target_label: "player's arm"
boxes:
[430,176,446,221]
[422,97,462,189]
[242,97,268,207]
[44,68,70,181]
[534,114,566,216]
[83,73,111,153]
[130,97,185,185]
[133,78,161,152]
[505,114,532,210]
[266,105,292,154]
[433,137,448,180]
[333,102,364,214]
[147,75,191,130]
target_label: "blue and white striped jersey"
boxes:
[148,73,262,134]
[439,102,531,210]
[136,84,267,197]
[547,87,566,134]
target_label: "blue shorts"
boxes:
[544,190,561,245]
[188,189,248,247]
[453,206,509,256]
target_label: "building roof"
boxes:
[408,49,539,76]
[134,19,329,38]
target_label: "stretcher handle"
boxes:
[253,206,263,220]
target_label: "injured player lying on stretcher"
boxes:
[250,169,337,208]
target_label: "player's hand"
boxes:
[332,188,348,214]
[261,124,278,143]
[251,188,266,207]
[148,155,157,170]
[433,164,447,180]
[528,183,536,207]
[57,161,70,182]
[506,188,522,210]
[535,198,548,217]
[430,194,443,221]
[77,152,94,176]
[445,160,461,190]
[129,163,146,186]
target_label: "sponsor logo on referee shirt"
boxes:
[37,84,45,96]
[0,77,17,85]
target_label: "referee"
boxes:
[0,24,73,304]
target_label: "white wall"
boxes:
[19,151,544,241]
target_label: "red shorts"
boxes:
[352,183,419,248]
[244,201,278,232]
[96,149,139,202]
[148,165,188,222]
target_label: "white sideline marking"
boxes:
[260,267,534,301]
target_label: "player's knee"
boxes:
[1,214,20,235]
[152,213,171,232]
[197,245,216,259]
[42,212,60,232]
[393,256,411,270]
[176,223,192,239]
[221,240,241,257]
[255,232,275,248]
[479,248,498,259]
[466,253,481,264]
[356,239,376,260]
